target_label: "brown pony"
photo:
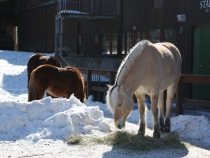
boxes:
[28,64,86,103]
[27,53,62,97]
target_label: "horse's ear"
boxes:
[106,84,112,88]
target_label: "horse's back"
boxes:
[33,64,55,82]
[34,65,82,87]
[155,42,181,63]
[46,56,62,67]
[152,42,181,89]
[33,65,85,101]
[28,54,45,68]
[134,41,182,93]
[28,53,49,65]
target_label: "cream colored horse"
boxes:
[106,40,182,138]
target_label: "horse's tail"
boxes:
[28,71,38,102]
[27,53,43,89]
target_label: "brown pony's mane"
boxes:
[65,66,86,99]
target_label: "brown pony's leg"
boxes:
[37,89,45,100]
[65,93,71,99]
[74,91,84,103]
[35,83,49,100]
[46,92,56,98]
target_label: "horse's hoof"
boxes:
[153,132,160,139]
[164,118,171,132]
[163,127,170,132]
[160,126,164,132]
[138,130,145,136]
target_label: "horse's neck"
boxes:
[117,56,148,93]
[122,71,145,93]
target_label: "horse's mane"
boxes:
[106,40,149,110]
[65,66,86,100]
[115,40,148,85]
[65,66,85,87]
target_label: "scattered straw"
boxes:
[67,131,186,151]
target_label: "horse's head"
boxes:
[106,84,134,129]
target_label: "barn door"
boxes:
[193,25,210,101]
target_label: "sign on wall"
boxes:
[200,0,210,12]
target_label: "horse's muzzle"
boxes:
[115,120,125,129]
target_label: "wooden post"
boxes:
[87,69,91,98]
[176,79,183,115]
[109,71,115,85]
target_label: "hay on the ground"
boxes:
[67,131,186,151]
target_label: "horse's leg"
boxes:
[36,85,46,100]
[64,92,71,99]
[158,91,164,132]
[37,89,45,100]
[151,92,160,138]
[164,80,179,132]
[74,91,84,103]
[46,92,56,98]
[136,94,146,135]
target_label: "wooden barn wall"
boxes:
[62,19,78,53]
[15,0,210,75]
[174,0,210,74]
[46,4,57,52]
[122,0,210,75]
[173,0,189,74]
[0,0,14,13]
[123,0,140,31]
[123,0,176,32]
[18,3,57,52]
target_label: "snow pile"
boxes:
[0,96,111,142]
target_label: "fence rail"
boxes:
[79,68,116,101]
[78,69,210,114]
[176,74,210,115]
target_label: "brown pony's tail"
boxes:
[28,71,38,102]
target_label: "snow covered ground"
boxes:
[0,50,210,157]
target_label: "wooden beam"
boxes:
[86,69,91,97]
[180,74,210,84]
[183,99,210,108]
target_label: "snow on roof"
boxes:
[59,10,89,15]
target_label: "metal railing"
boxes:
[57,0,120,15]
